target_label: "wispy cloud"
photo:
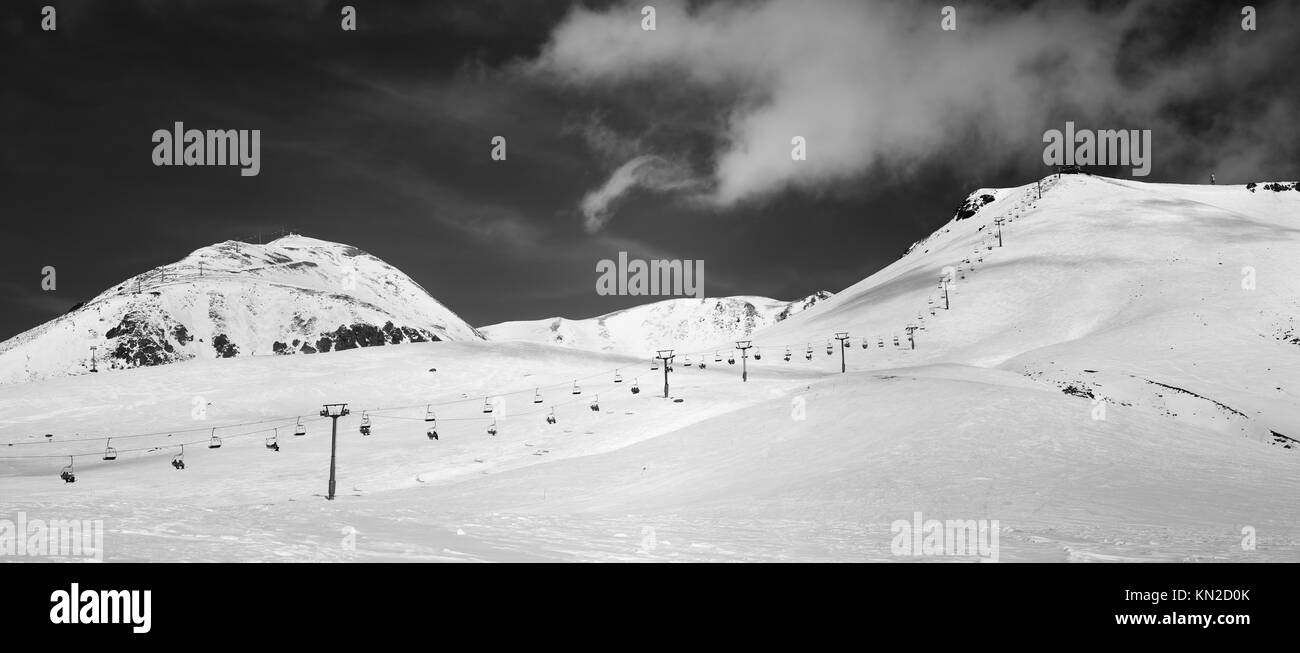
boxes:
[578,154,703,232]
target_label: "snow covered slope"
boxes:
[750,174,1300,446]
[2,175,1298,562]
[480,292,830,355]
[0,234,482,384]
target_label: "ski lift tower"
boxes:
[320,403,350,500]
[735,340,753,382]
[993,218,1005,247]
[939,274,951,310]
[833,332,849,373]
[905,325,919,350]
[655,350,675,398]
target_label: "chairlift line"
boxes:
[17,328,944,470]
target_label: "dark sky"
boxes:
[2,0,1297,340]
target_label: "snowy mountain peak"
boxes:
[0,234,482,384]
[480,292,833,354]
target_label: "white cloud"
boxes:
[528,0,1300,229]
[579,154,701,232]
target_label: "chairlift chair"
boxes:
[533,388,543,404]
[172,445,186,470]
[208,428,222,449]
[631,380,641,394]
[546,408,557,425]
[877,338,885,347]
[487,417,497,437]
[59,456,75,483]
[265,429,280,451]
[424,405,436,422]
[754,348,762,360]
[293,417,307,436]
[590,395,600,411]
[103,438,118,461]
[784,346,792,362]
[360,411,372,437]
[650,358,659,371]
[572,381,582,395]
[614,372,623,383]
[714,352,722,362]
[426,418,439,440]
[482,398,494,414]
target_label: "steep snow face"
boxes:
[480,292,832,355]
[0,234,482,384]
[752,174,1300,446]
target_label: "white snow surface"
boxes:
[1,175,1298,562]
[0,234,482,384]
[480,292,831,356]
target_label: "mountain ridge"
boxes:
[0,234,482,384]
[480,292,832,355]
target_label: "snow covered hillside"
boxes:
[0,234,482,384]
[480,293,831,355]
[2,175,1298,562]
[752,174,1300,448]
